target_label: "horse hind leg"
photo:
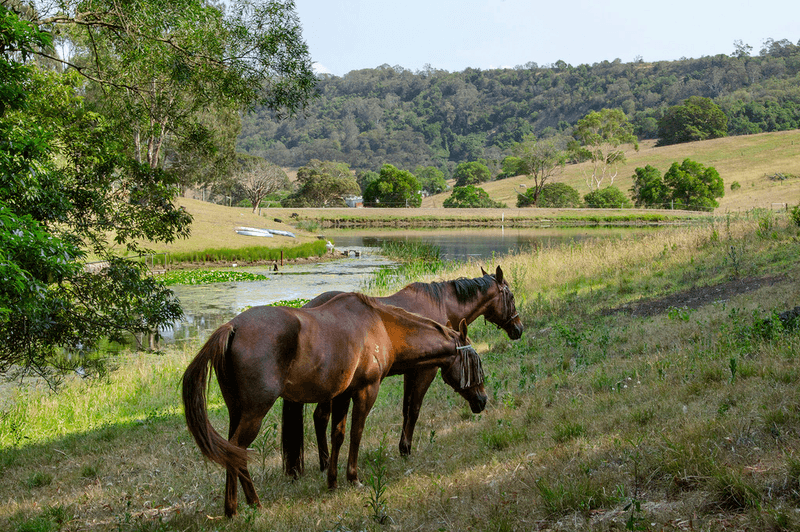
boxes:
[226,404,272,516]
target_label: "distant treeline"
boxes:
[237,38,800,175]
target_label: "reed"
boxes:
[164,240,328,265]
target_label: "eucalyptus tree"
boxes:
[0,2,316,382]
[511,133,568,206]
[571,108,639,191]
[236,154,291,212]
[38,0,316,176]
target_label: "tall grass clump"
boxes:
[165,240,328,265]
[365,241,448,294]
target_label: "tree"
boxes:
[630,165,668,207]
[443,186,506,208]
[414,165,448,195]
[663,159,724,211]
[284,159,360,207]
[363,164,422,207]
[511,134,567,206]
[39,0,316,174]
[584,186,633,208]
[356,170,380,194]
[498,156,525,179]
[0,2,315,381]
[570,108,639,190]
[1,10,189,381]
[236,155,290,212]
[656,96,728,146]
[453,161,492,187]
[518,182,581,208]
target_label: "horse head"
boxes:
[481,265,524,340]
[440,319,487,414]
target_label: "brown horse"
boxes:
[182,292,487,517]
[282,265,523,477]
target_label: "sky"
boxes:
[293,0,800,76]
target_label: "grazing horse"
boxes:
[282,265,523,477]
[182,292,487,517]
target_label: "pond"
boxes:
[161,225,664,345]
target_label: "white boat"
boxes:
[266,229,296,238]
[235,226,297,238]
[235,227,274,237]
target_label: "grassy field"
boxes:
[2,209,800,531]
[425,129,800,213]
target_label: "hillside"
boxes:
[238,40,800,173]
[423,129,800,212]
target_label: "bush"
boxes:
[730,181,741,191]
[791,205,800,227]
[584,186,633,208]
[444,185,506,208]
[517,182,581,208]
[453,161,492,187]
[538,182,581,208]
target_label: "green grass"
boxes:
[163,240,329,265]
[2,211,800,531]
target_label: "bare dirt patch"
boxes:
[602,274,788,317]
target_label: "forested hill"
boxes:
[237,38,800,174]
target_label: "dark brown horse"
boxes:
[182,292,487,517]
[282,265,523,477]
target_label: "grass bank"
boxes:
[2,210,800,531]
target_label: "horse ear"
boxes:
[495,265,504,284]
[480,266,488,276]
[458,318,468,341]
[445,320,453,329]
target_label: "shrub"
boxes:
[791,205,800,227]
[517,182,581,208]
[444,185,506,208]
[584,186,633,208]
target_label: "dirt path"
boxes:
[602,274,788,317]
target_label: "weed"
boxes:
[80,464,99,480]
[363,437,390,525]
[667,305,695,322]
[553,422,585,443]
[24,472,52,489]
[481,421,525,451]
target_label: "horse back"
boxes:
[229,301,388,404]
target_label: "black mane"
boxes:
[406,274,495,304]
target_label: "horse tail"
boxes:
[281,399,305,477]
[182,323,249,474]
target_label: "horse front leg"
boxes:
[399,367,438,456]
[327,395,351,489]
[346,383,381,486]
[313,401,332,471]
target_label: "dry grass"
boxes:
[3,213,800,531]
[424,129,800,213]
[151,198,322,255]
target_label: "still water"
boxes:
[161,226,661,345]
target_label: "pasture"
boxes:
[2,209,800,531]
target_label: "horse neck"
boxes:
[388,279,496,326]
[378,308,457,369]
